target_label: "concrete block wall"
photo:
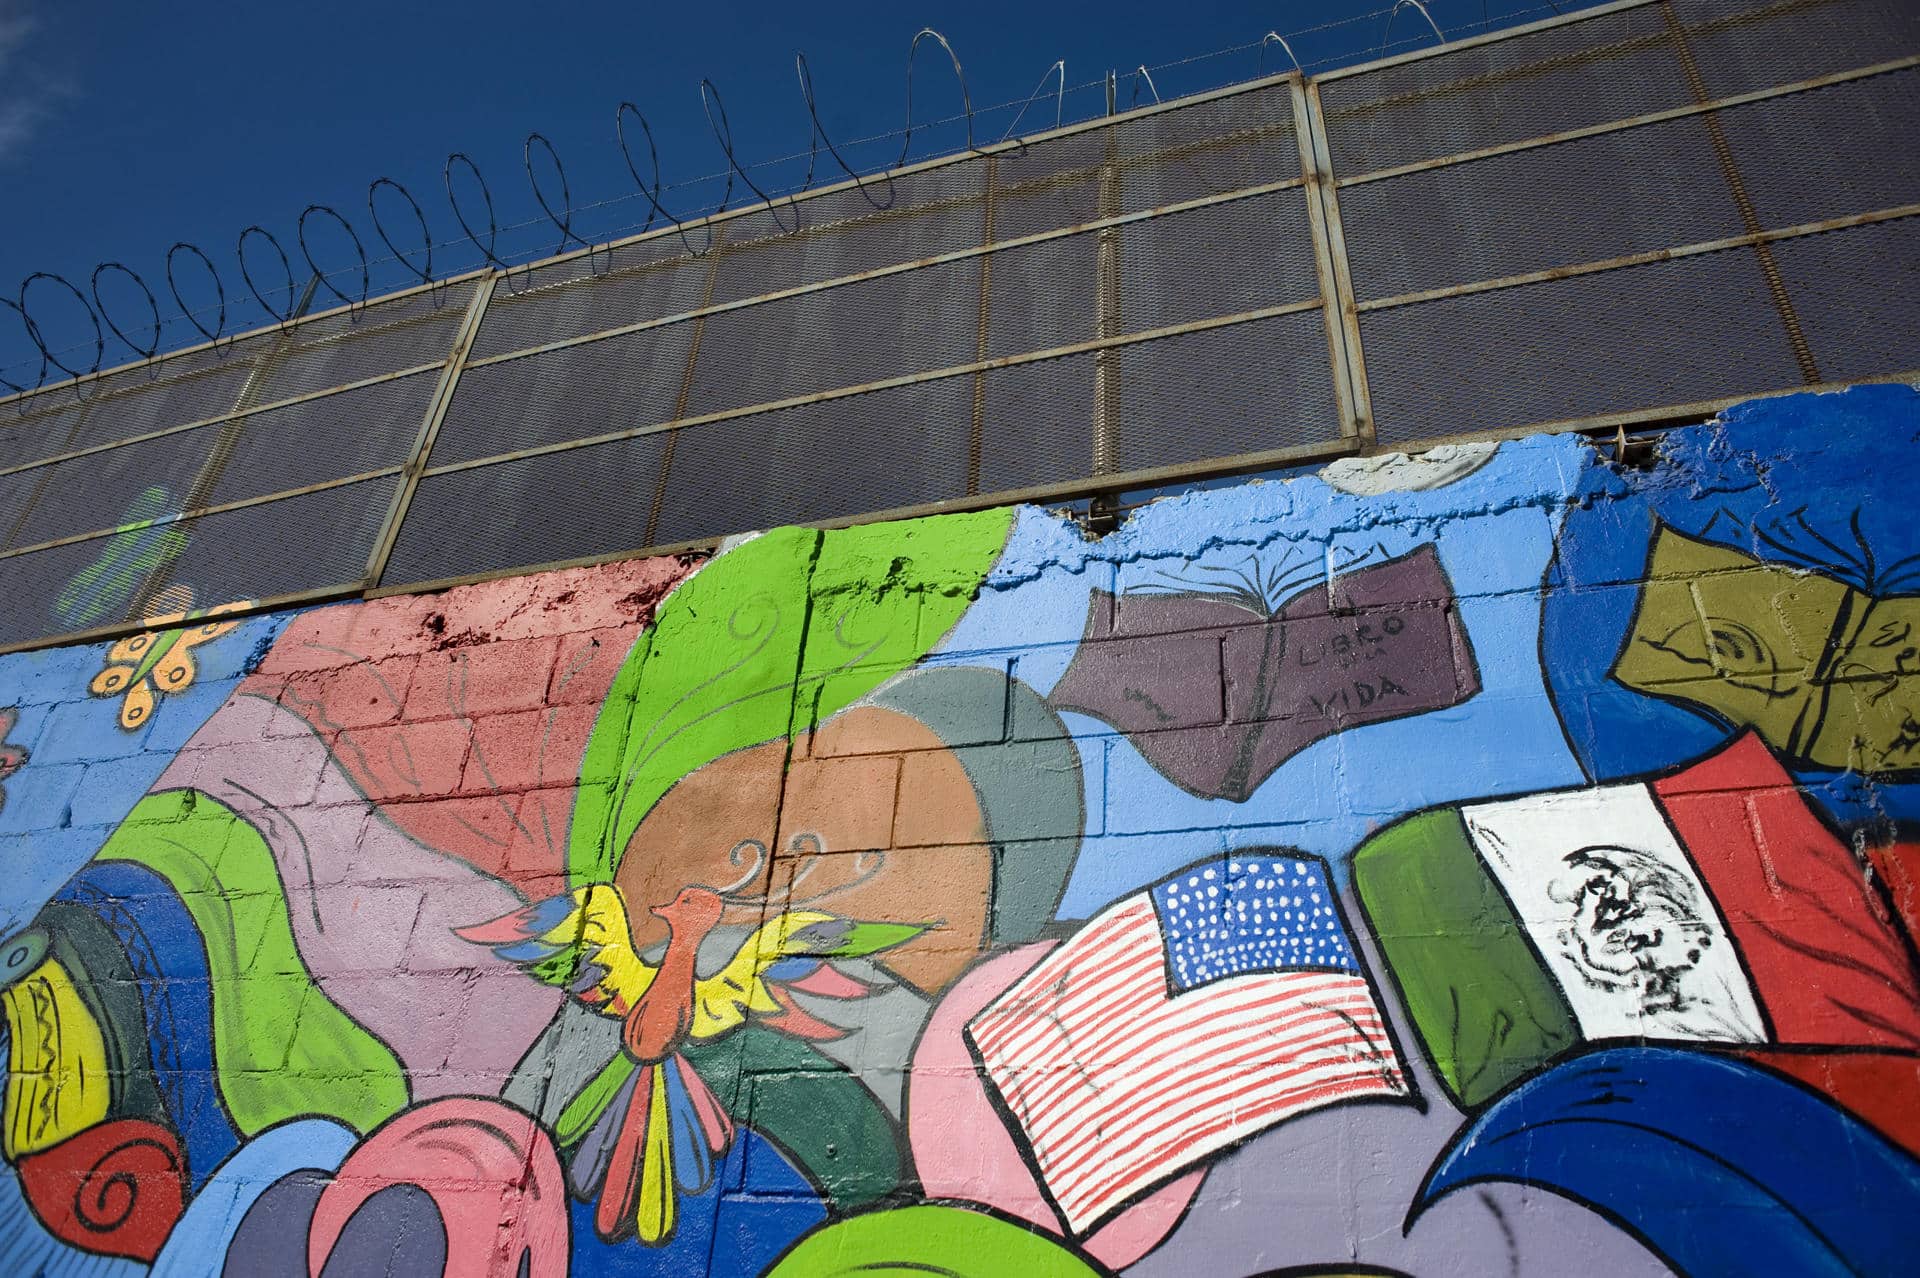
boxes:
[2,384,1918,1276]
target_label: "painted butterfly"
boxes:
[0,708,27,814]
[89,602,251,731]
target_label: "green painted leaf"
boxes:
[55,486,189,627]
[528,949,578,987]
[556,1052,637,1147]
[800,921,928,959]
[98,789,409,1135]
[765,1205,1108,1278]
[568,509,1014,886]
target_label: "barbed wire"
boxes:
[1,1,1569,395]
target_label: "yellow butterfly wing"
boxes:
[148,643,198,698]
[89,663,135,697]
[183,611,244,646]
[89,633,151,697]
[117,680,156,730]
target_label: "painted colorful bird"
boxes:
[456,883,924,1245]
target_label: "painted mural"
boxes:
[1,384,1917,1276]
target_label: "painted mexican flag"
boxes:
[1356,731,1920,1108]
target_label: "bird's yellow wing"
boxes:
[689,910,930,1041]
[690,911,831,1040]
[456,883,658,1018]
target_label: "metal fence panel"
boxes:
[1316,0,1920,445]
[1770,218,1920,381]
[383,76,1334,588]
[1,0,1917,654]
[0,280,478,646]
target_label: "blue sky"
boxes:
[0,0,1556,383]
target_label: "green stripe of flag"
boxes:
[1354,806,1578,1108]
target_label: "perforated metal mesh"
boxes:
[1712,70,1920,229]
[652,376,982,546]
[0,357,254,470]
[2,417,227,552]
[199,372,434,507]
[708,164,993,307]
[154,475,401,611]
[469,241,712,360]
[1769,219,1920,380]
[1105,313,1340,471]
[1317,4,1686,177]
[430,323,699,466]
[245,281,475,404]
[2,0,1916,655]
[1326,0,1920,444]
[0,282,469,477]
[1337,113,1746,301]
[394,75,1337,588]
[382,435,670,585]
[680,261,984,419]
[0,371,433,553]
[0,475,398,648]
[1363,248,1805,441]
[1680,0,1919,98]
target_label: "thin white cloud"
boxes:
[0,3,68,165]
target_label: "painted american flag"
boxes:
[965,854,1409,1233]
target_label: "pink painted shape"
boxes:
[908,942,1203,1270]
[163,696,564,1095]
[403,636,562,722]
[674,1054,734,1154]
[784,963,874,1000]
[254,554,696,674]
[309,1097,567,1278]
[236,562,685,890]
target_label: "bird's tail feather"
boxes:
[663,1056,715,1194]
[638,1063,677,1243]
[595,1061,679,1244]
[568,1061,640,1199]
[673,1054,734,1156]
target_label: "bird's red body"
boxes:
[624,886,724,1061]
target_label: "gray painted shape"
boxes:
[504,1002,625,1128]
[787,957,932,1119]
[872,665,1084,942]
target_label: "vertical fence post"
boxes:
[1088,70,1124,535]
[645,223,731,547]
[1658,0,1820,385]
[1298,77,1376,446]
[967,154,999,497]
[362,272,499,587]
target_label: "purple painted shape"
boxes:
[220,1170,328,1278]
[161,694,563,1094]
[1120,894,1674,1278]
[1051,545,1478,800]
[314,1184,449,1278]
[568,1063,640,1199]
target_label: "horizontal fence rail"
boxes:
[0,0,1915,653]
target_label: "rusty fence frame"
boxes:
[0,0,1915,655]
